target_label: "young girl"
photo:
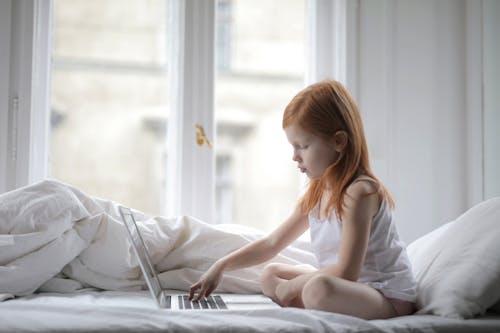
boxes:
[189,80,416,319]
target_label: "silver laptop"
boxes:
[119,206,280,310]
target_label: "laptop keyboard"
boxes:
[165,295,228,310]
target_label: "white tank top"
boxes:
[308,180,417,302]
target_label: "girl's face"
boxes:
[284,125,340,179]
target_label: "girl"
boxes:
[189,80,416,319]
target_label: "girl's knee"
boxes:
[259,263,282,296]
[260,263,282,283]
[302,274,338,310]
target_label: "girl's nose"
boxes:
[292,151,301,162]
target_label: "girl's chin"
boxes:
[306,173,321,180]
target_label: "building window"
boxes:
[50,0,169,216]
[216,155,233,224]
[214,0,306,231]
[49,0,306,230]
[216,0,232,71]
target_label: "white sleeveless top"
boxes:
[308,181,417,302]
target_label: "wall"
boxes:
[352,0,482,242]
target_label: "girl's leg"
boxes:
[260,263,314,306]
[301,274,401,319]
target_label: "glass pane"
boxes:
[215,0,306,232]
[50,0,169,216]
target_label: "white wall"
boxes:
[351,0,483,242]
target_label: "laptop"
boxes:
[119,206,281,310]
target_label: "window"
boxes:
[214,0,306,231]
[3,0,348,231]
[216,0,232,71]
[45,0,332,231]
[50,0,169,216]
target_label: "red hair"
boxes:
[283,80,394,218]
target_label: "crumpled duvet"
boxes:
[0,180,317,301]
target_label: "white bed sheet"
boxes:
[0,180,318,299]
[1,291,499,333]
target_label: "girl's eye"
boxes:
[292,144,308,150]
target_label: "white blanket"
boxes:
[0,180,317,300]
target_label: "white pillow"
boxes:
[407,197,500,319]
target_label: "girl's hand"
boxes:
[189,262,224,301]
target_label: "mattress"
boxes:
[1,290,499,333]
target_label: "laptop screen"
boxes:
[120,207,164,302]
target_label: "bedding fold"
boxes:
[0,180,317,299]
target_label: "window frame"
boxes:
[307,0,349,85]
[2,0,350,223]
[0,0,51,193]
[166,0,216,222]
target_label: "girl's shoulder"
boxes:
[344,176,382,217]
[346,175,380,199]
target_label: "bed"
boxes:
[1,180,500,332]
[1,291,500,333]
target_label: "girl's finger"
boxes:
[189,282,201,300]
[205,285,216,297]
[193,285,205,301]
[199,283,213,301]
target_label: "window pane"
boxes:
[215,0,306,232]
[50,0,169,215]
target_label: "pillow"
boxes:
[407,197,500,319]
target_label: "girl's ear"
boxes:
[333,130,348,152]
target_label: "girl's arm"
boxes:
[330,179,380,281]
[219,205,309,271]
[275,181,380,304]
[189,205,309,300]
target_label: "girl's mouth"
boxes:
[299,167,306,173]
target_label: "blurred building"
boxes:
[50,0,306,232]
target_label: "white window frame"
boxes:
[0,0,51,193]
[166,0,216,222]
[165,0,351,223]
[465,0,485,205]
[307,0,348,85]
[1,0,351,225]
[0,0,11,193]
